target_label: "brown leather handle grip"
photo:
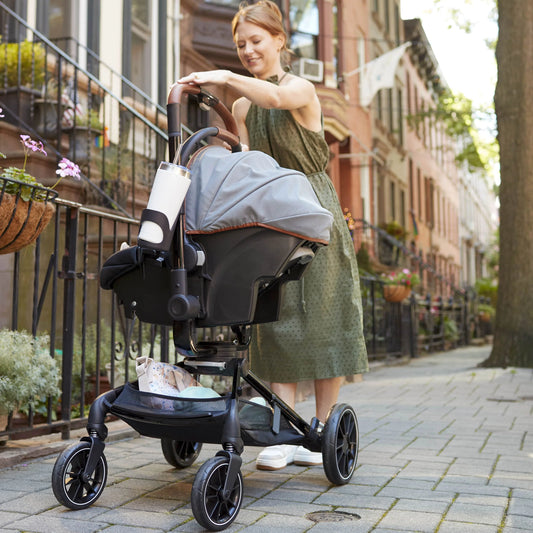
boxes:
[167,83,239,137]
[168,83,200,103]
[217,128,241,149]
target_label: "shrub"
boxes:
[0,329,60,414]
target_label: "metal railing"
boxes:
[0,2,168,219]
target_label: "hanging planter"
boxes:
[0,176,58,254]
[383,284,412,303]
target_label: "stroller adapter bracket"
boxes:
[167,268,201,320]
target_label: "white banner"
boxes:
[359,42,411,107]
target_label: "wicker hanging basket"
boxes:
[0,177,58,254]
[383,284,411,303]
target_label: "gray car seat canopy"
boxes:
[185,146,333,243]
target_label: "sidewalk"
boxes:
[0,345,532,532]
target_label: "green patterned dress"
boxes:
[245,89,369,382]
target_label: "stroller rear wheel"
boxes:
[191,455,243,531]
[161,439,202,468]
[322,403,358,485]
[52,441,107,509]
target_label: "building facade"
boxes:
[0,0,497,293]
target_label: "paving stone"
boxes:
[445,502,505,526]
[95,508,187,529]
[376,509,442,532]
[508,496,533,517]
[2,514,108,533]
[504,513,533,530]
[438,519,499,532]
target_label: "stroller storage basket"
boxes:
[109,382,231,443]
[107,383,305,447]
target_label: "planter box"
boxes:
[0,87,41,128]
[383,284,411,303]
[0,177,57,255]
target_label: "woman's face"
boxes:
[234,21,283,79]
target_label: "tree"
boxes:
[480,2,533,368]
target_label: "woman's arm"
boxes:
[232,97,251,147]
[178,70,312,109]
[178,70,322,131]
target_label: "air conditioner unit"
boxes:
[296,58,324,83]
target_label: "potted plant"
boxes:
[477,303,495,323]
[0,329,60,432]
[65,108,104,164]
[381,268,421,302]
[378,220,408,266]
[0,107,81,254]
[0,39,45,127]
[33,78,67,139]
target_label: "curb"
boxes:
[0,421,139,469]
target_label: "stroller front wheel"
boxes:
[51,441,107,509]
[322,403,359,485]
[191,455,243,531]
[161,439,202,468]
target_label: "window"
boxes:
[393,2,400,45]
[289,0,319,59]
[417,167,422,218]
[204,0,241,5]
[400,190,406,228]
[131,0,152,94]
[390,181,396,220]
[48,0,78,57]
[387,88,394,134]
[408,159,414,211]
[332,1,341,86]
[397,88,403,145]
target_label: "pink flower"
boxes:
[20,135,47,156]
[56,158,81,180]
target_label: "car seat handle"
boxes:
[167,83,239,137]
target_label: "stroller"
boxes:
[51,85,359,531]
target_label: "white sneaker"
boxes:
[256,445,297,470]
[293,446,323,466]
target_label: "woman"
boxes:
[178,0,368,471]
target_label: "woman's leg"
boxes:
[255,381,299,470]
[270,381,298,409]
[314,376,343,422]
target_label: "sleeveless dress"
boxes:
[245,85,369,382]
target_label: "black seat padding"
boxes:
[100,227,317,327]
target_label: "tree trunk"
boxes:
[481,1,533,368]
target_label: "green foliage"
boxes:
[380,220,408,241]
[475,277,498,307]
[0,39,46,87]
[0,168,48,201]
[477,302,496,320]
[356,242,374,275]
[0,329,60,414]
[443,316,459,342]
[406,89,498,175]
[381,268,421,288]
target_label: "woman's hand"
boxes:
[177,70,232,87]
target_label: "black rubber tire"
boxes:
[161,439,202,469]
[191,456,243,531]
[51,441,107,509]
[322,403,358,485]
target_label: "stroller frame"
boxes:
[51,85,359,531]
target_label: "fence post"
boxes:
[59,205,79,440]
[409,292,418,358]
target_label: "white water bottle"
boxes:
[137,162,191,249]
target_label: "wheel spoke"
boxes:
[67,480,84,501]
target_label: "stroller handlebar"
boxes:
[168,83,239,137]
